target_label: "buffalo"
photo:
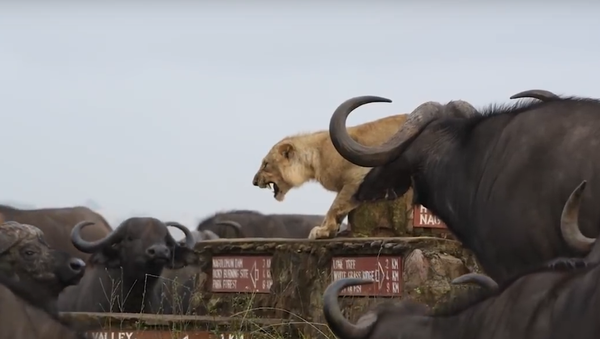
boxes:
[0,221,86,310]
[326,90,600,284]
[322,181,599,339]
[0,221,87,339]
[0,205,112,261]
[155,220,239,315]
[57,217,196,313]
[0,277,87,339]
[197,210,350,238]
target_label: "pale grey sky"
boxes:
[1,2,599,234]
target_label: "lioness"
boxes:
[252,113,408,240]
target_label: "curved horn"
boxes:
[165,221,195,249]
[329,96,444,167]
[201,230,220,240]
[560,180,595,252]
[323,278,376,339]
[509,89,559,101]
[215,220,244,237]
[71,221,127,253]
[215,220,242,230]
[452,273,498,291]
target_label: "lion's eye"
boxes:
[263,162,268,169]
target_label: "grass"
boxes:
[59,237,473,339]
[62,268,336,339]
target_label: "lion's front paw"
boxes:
[308,226,336,240]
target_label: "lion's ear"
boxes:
[277,143,294,159]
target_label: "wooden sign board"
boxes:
[331,256,402,297]
[412,205,447,229]
[211,255,272,293]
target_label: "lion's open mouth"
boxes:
[267,182,280,197]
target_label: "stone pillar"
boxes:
[347,189,455,240]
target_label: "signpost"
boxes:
[331,256,403,297]
[211,255,273,293]
[412,205,447,229]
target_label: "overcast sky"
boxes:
[1,2,599,234]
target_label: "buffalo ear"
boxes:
[167,246,198,269]
[0,233,19,255]
[277,143,294,159]
[89,246,121,268]
[354,160,413,202]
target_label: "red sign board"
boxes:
[211,256,272,293]
[87,330,248,339]
[412,205,447,229]
[331,256,402,297]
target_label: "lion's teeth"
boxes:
[267,183,273,191]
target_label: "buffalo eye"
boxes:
[127,236,134,242]
[24,250,35,257]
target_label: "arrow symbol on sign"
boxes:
[250,261,259,288]
[377,262,385,289]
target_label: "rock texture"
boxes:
[348,189,455,239]
[64,237,481,339]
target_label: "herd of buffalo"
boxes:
[1,88,600,339]
[0,202,351,338]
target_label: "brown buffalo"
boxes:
[0,221,87,339]
[0,205,112,261]
[0,276,87,339]
[57,217,196,313]
[0,221,86,307]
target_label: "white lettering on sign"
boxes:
[419,206,442,225]
[413,205,447,228]
[89,332,134,339]
[212,256,273,293]
[331,257,402,296]
[220,334,245,339]
[213,258,244,269]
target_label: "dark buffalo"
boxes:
[197,210,350,238]
[322,181,599,339]
[0,205,112,261]
[326,90,600,284]
[0,278,86,339]
[0,221,87,339]
[57,217,196,313]
[155,221,237,315]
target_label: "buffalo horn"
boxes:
[216,220,242,230]
[323,278,376,339]
[509,89,559,101]
[560,180,595,252]
[165,221,195,249]
[452,273,498,291]
[215,220,244,237]
[329,96,444,167]
[71,220,128,253]
[201,230,220,240]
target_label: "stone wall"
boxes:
[348,189,454,240]
[66,237,481,339]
